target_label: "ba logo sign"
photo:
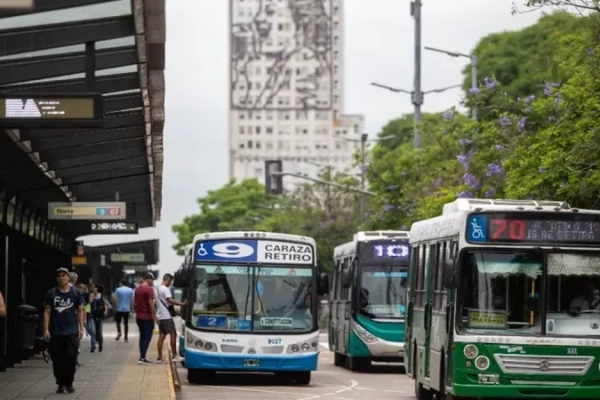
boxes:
[195,240,258,262]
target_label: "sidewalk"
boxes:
[0,323,175,399]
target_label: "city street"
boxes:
[177,334,414,399]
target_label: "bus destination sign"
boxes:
[361,241,410,261]
[466,213,600,244]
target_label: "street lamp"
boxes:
[335,134,395,216]
[370,82,462,150]
[424,46,478,120]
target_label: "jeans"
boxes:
[85,316,96,349]
[115,311,131,338]
[49,335,79,386]
[93,317,103,350]
[136,319,154,359]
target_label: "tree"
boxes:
[259,170,363,274]
[462,12,587,99]
[171,179,281,255]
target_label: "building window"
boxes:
[20,208,29,234]
[28,213,35,236]
[239,126,245,134]
[34,217,41,239]
[266,127,273,134]
[248,140,253,149]
[13,202,22,230]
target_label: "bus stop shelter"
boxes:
[0,0,165,371]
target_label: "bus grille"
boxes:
[261,346,284,354]
[493,354,594,375]
[220,344,244,353]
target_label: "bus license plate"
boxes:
[244,359,260,367]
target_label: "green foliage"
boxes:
[171,179,280,255]
[462,12,588,99]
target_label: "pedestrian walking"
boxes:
[155,274,186,363]
[68,272,83,367]
[43,268,85,394]
[90,285,108,352]
[134,273,158,364]
[113,279,134,342]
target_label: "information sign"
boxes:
[110,253,145,263]
[48,202,126,221]
[0,93,103,128]
[90,222,138,234]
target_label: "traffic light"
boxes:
[265,160,283,195]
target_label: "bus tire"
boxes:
[295,371,311,385]
[347,356,369,371]
[413,346,433,400]
[187,369,215,385]
[334,352,344,367]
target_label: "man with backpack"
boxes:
[43,268,85,394]
[155,273,186,363]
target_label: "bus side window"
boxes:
[433,242,443,311]
[331,261,339,301]
[416,245,426,308]
[334,260,342,300]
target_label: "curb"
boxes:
[167,349,182,394]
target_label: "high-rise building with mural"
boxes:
[228,0,364,185]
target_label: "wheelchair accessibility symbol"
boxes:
[468,216,488,242]
[197,243,208,257]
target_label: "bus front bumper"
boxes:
[184,349,319,372]
[453,382,600,399]
[365,339,405,361]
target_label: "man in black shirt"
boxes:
[43,268,85,394]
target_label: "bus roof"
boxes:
[192,231,316,247]
[410,198,600,243]
[334,230,410,258]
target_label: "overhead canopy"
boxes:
[0,0,164,237]
[86,238,159,265]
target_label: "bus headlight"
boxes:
[286,340,318,354]
[475,356,490,371]
[353,324,378,344]
[463,344,479,359]
[301,343,310,351]
[194,340,217,352]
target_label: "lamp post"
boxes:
[424,46,479,120]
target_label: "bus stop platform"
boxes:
[0,325,175,400]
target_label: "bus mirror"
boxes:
[318,273,330,296]
[443,258,456,288]
[341,269,352,289]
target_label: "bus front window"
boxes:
[359,266,408,320]
[459,252,543,335]
[254,267,313,332]
[191,265,253,331]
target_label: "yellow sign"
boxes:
[468,310,507,329]
[71,256,87,266]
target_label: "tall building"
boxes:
[228,0,365,186]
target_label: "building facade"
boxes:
[228,0,364,186]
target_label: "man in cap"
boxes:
[134,272,158,364]
[43,268,85,394]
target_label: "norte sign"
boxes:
[48,202,126,221]
[0,93,103,128]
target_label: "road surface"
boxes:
[177,333,414,399]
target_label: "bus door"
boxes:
[340,258,354,354]
[444,241,458,388]
[423,244,435,381]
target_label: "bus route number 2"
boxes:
[268,338,282,345]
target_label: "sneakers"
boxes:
[171,355,184,362]
[138,358,152,364]
[56,386,65,394]
[66,385,75,393]
[156,358,165,364]
[124,338,129,343]
[116,334,121,341]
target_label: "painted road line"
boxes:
[297,380,359,400]
[204,386,307,396]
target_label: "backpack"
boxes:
[92,296,106,319]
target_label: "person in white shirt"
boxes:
[155,273,186,363]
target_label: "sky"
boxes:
[83,0,545,275]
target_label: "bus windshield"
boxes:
[190,265,314,333]
[359,266,408,320]
[459,251,600,337]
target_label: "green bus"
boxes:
[329,231,410,371]
[407,198,600,399]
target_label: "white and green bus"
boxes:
[329,231,410,371]
[407,198,600,400]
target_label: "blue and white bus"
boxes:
[181,231,329,385]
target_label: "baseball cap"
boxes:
[55,268,70,277]
[143,272,155,280]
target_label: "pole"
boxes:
[412,0,423,149]
[471,54,478,120]
[360,134,367,216]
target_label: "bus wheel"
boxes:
[347,357,370,371]
[295,371,311,385]
[187,369,216,385]
[414,379,433,400]
[334,352,344,367]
